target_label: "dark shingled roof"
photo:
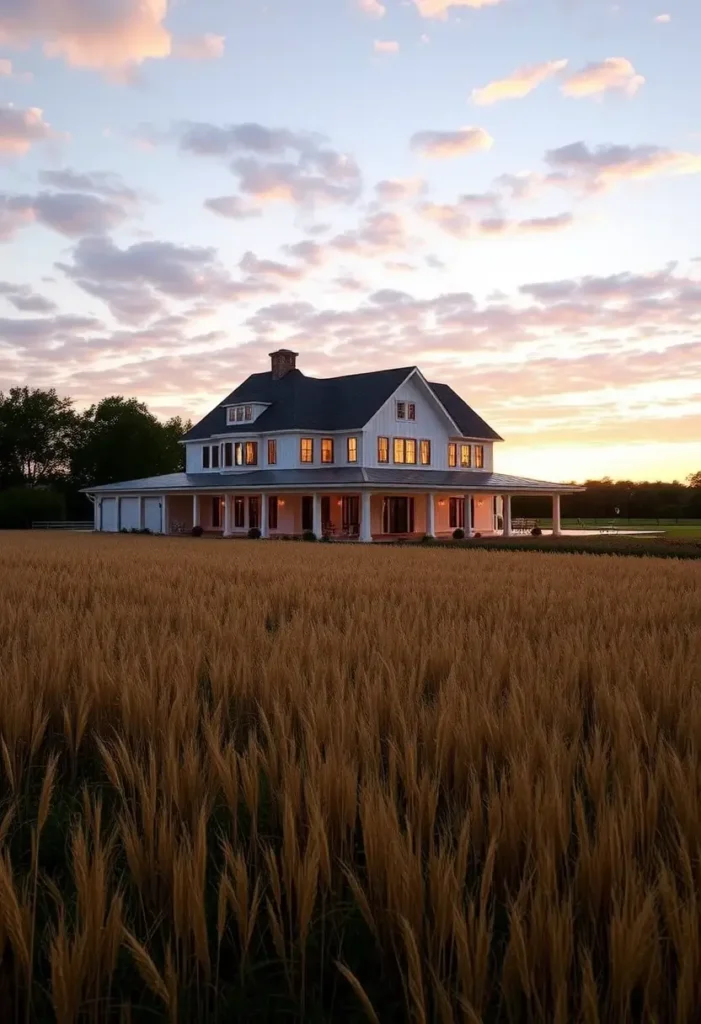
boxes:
[83,469,583,495]
[181,366,502,442]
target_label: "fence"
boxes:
[31,521,94,531]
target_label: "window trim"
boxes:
[321,438,334,464]
[377,436,389,463]
[267,439,277,465]
[420,439,431,466]
[448,442,457,469]
[300,437,314,463]
[347,436,358,463]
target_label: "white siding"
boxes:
[100,498,118,532]
[362,373,493,473]
[120,497,140,531]
[143,497,162,533]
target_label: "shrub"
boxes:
[302,530,317,542]
[452,528,465,540]
[140,528,152,535]
[474,532,482,538]
[420,534,434,543]
[248,527,262,539]
[321,534,332,543]
[120,527,128,534]
[191,525,204,537]
[531,526,543,536]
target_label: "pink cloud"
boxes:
[375,177,427,202]
[358,0,386,17]
[410,126,493,158]
[562,58,645,99]
[546,141,701,191]
[471,59,568,105]
[654,14,671,23]
[0,104,56,155]
[173,34,225,61]
[0,0,172,73]
[374,40,399,54]
[204,195,261,219]
[414,0,504,17]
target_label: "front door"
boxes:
[342,496,360,534]
[302,495,313,532]
[248,496,260,530]
[382,497,414,534]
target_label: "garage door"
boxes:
[101,498,118,532]
[143,497,162,534]
[120,497,140,531]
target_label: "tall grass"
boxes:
[0,532,700,1022]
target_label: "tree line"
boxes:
[0,387,190,528]
[1,385,699,528]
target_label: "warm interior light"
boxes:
[438,499,446,507]
[278,499,285,507]
[337,500,342,506]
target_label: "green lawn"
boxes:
[556,518,701,540]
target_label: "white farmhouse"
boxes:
[84,349,580,540]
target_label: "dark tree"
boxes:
[70,396,191,488]
[0,387,78,488]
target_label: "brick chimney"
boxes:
[269,349,298,380]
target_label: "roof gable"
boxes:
[428,381,503,441]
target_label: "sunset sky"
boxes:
[1,0,699,483]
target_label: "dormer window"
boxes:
[407,403,416,420]
[227,405,254,424]
[396,400,416,421]
[396,401,405,420]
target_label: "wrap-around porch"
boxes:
[163,491,565,540]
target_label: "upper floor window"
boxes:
[347,437,358,463]
[378,436,389,463]
[267,439,277,465]
[407,403,416,421]
[396,401,406,420]
[420,440,431,465]
[211,444,220,469]
[202,445,210,470]
[461,444,471,468]
[321,438,334,464]
[227,405,254,424]
[224,442,233,468]
[300,438,314,463]
[233,441,257,466]
[448,443,457,468]
[393,438,416,465]
[475,445,484,469]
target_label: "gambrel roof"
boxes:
[182,366,503,442]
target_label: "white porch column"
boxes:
[260,493,269,538]
[426,494,436,538]
[312,493,322,538]
[223,495,231,536]
[96,498,102,530]
[192,494,200,529]
[552,493,562,536]
[360,491,373,543]
[117,497,122,532]
[138,495,144,530]
[161,495,167,534]
[465,495,473,538]
[503,494,512,537]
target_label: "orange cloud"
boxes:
[410,126,493,158]
[0,105,55,156]
[374,40,399,53]
[562,58,644,99]
[0,0,173,72]
[546,141,701,191]
[173,34,225,61]
[414,0,504,17]
[471,59,568,105]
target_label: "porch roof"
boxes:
[82,468,582,495]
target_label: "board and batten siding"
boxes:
[362,374,494,472]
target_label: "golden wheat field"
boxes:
[1,531,700,1023]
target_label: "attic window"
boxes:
[396,401,406,420]
[227,405,255,424]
